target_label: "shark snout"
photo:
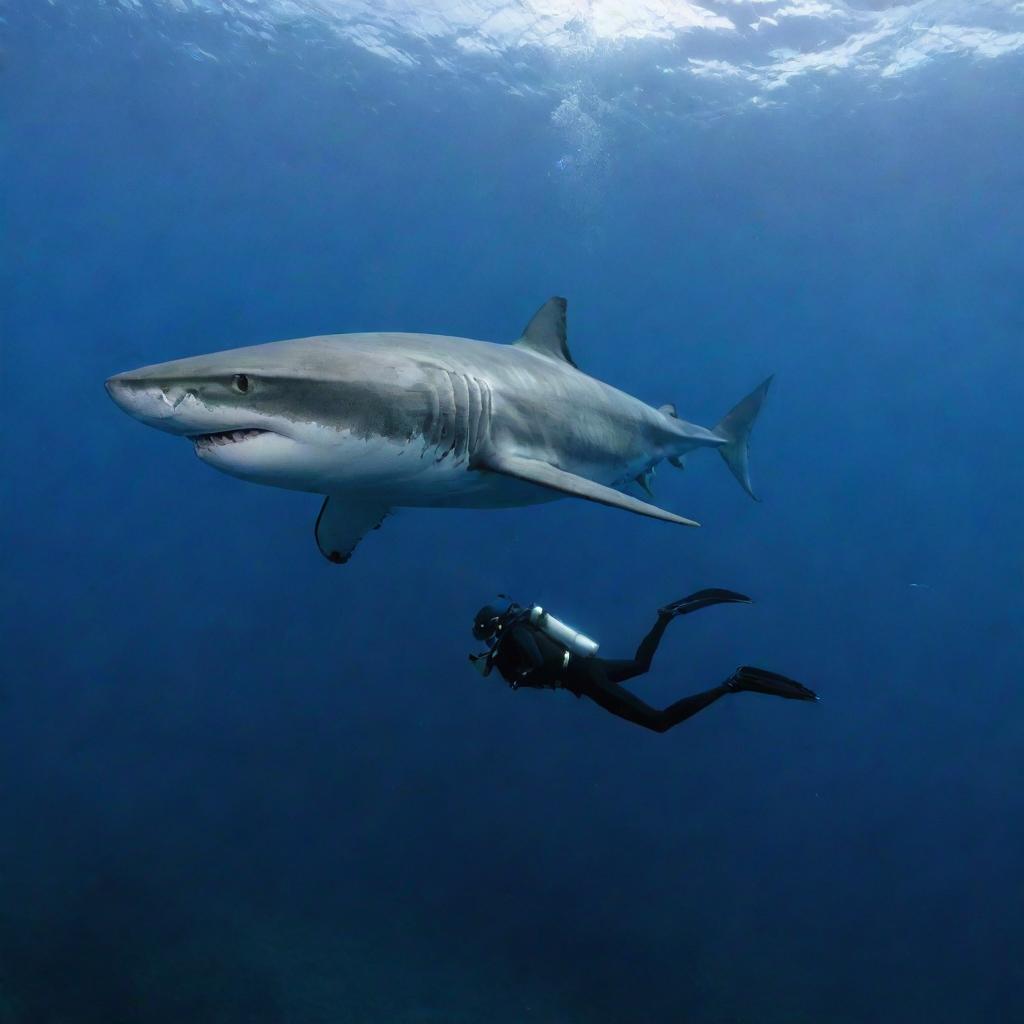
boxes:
[104,374,133,407]
[105,372,195,433]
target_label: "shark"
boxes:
[105,297,771,564]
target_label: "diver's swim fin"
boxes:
[727,666,818,702]
[659,588,752,618]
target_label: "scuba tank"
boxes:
[528,606,600,658]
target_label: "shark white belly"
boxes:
[106,298,771,563]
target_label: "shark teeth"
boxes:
[193,428,267,450]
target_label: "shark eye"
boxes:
[232,374,250,394]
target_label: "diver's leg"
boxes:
[605,589,753,685]
[575,663,731,733]
[600,616,671,683]
[633,613,672,670]
[601,607,678,683]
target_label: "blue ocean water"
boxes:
[3,1,1023,1020]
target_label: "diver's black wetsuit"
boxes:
[478,591,816,733]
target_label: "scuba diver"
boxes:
[470,590,816,733]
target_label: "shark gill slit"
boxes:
[434,369,458,462]
[482,379,494,454]
[431,373,448,450]
[421,382,439,457]
[466,376,483,458]
[464,375,478,462]
[475,377,494,460]
[450,370,472,464]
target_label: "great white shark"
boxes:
[106,298,771,564]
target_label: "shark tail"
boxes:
[713,376,773,501]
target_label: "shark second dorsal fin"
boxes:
[514,297,576,367]
[477,453,698,527]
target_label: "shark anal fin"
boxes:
[514,297,577,367]
[478,453,699,527]
[315,496,391,564]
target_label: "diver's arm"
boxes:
[505,625,546,673]
[498,624,552,687]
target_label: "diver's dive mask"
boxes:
[472,604,506,643]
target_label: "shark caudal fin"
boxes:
[713,376,773,501]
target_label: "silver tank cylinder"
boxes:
[528,607,600,658]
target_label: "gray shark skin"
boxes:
[106,298,771,564]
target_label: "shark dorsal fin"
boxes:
[515,297,576,367]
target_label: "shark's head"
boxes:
[105,337,421,493]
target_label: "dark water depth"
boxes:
[2,4,1024,1021]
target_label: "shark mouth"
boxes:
[193,428,270,451]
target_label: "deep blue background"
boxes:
[3,5,1023,1022]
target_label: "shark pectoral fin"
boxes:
[314,496,391,565]
[478,454,699,527]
